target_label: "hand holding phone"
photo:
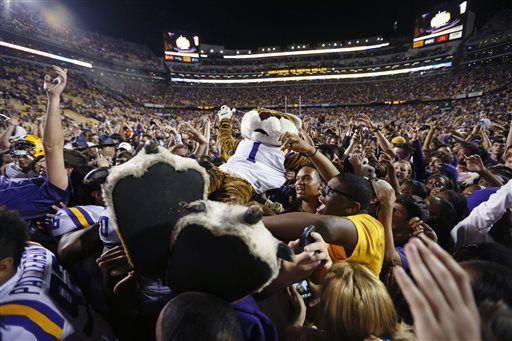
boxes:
[292,279,314,304]
[295,225,317,254]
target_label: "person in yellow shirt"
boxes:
[263,133,385,276]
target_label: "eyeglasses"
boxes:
[323,184,352,199]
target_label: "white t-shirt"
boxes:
[219,139,286,194]
[0,244,114,340]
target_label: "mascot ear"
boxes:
[218,105,234,121]
[103,143,209,279]
[280,117,299,135]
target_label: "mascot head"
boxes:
[167,200,294,302]
[241,108,302,146]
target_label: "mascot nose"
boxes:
[259,112,272,121]
[244,205,263,224]
[277,242,294,262]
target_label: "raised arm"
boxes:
[35,117,45,138]
[451,179,512,247]
[506,117,512,152]
[380,154,401,195]
[1,118,18,149]
[361,114,395,158]
[58,224,102,266]
[43,66,68,191]
[217,106,239,157]
[422,124,436,158]
[372,180,402,265]
[480,126,492,151]
[180,122,208,159]
[203,117,211,156]
[465,154,504,187]
[343,130,359,157]
[280,132,339,183]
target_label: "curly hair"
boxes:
[396,194,429,221]
[335,172,373,210]
[0,207,29,267]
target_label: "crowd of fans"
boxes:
[2,53,511,121]
[160,58,511,106]
[1,3,512,340]
[1,55,512,340]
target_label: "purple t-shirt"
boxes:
[396,246,409,272]
[232,295,277,341]
[0,176,71,220]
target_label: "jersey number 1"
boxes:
[246,142,261,163]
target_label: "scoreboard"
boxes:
[413,1,468,48]
[164,32,200,63]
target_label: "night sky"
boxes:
[50,0,511,54]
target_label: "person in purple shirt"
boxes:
[156,292,244,341]
[0,66,71,220]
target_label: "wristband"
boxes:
[306,148,318,158]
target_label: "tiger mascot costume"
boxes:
[207,105,308,205]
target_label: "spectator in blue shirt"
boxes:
[0,66,71,220]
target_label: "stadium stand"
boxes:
[1,2,512,340]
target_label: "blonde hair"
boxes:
[320,262,413,341]
[394,160,412,179]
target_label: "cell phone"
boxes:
[295,225,317,253]
[293,280,314,304]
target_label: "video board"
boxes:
[164,32,200,63]
[413,1,467,48]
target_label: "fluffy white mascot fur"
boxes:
[216,105,302,195]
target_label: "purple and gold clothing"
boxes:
[0,244,113,340]
[0,176,71,221]
[51,205,104,238]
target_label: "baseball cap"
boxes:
[118,142,133,152]
[70,136,89,150]
[98,135,116,146]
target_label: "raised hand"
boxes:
[303,232,332,272]
[394,238,481,341]
[408,217,438,242]
[359,114,376,130]
[348,153,364,170]
[46,201,67,219]
[96,153,111,167]
[217,105,234,121]
[279,132,315,155]
[43,66,67,98]
[179,122,207,144]
[465,154,485,173]
[372,179,396,206]
[379,152,394,171]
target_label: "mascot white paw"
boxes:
[218,105,235,121]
